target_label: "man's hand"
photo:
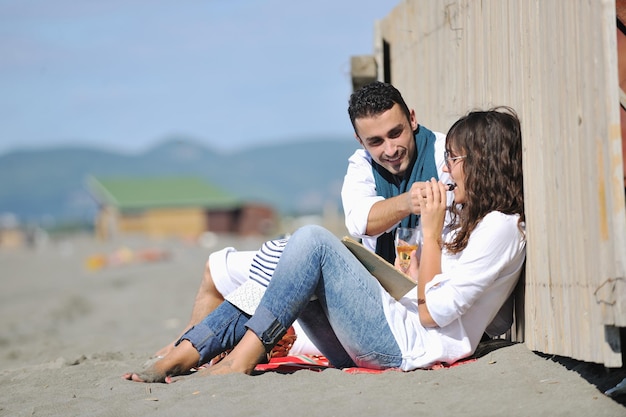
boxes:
[406,181,429,215]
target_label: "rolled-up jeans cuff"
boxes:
[245,305,287,352]
[176,322,222,365]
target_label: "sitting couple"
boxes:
[124,105,526,382]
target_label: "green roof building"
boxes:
[87,176,275,239]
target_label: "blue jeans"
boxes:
[180,225,402,369]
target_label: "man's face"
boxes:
[354,103,418,177]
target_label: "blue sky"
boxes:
[0,0,398,155]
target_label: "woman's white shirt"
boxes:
[380,211,526,371]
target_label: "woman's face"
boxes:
[443,145,467,204]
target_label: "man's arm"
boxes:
[342,149,383,239]
[343,149,435,238]
[365,183,427,235]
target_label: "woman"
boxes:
[124,106,526,382]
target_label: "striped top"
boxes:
[248,238,289,288]
[224,237,289,315]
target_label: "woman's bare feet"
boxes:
[196,330,267,376]
[123,340,201,383]
[122,369,172,383]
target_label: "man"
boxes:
[342,81,450,263]
[156,82,453,357]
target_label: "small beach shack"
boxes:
[87,176,276,240]
[354,0,626,368]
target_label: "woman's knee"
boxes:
[293,224,334,244]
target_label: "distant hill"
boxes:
[0,137,360,226]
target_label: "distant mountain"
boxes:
[0,137,360,226]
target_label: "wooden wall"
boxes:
[371,0,626,367]
[142,208,208,239]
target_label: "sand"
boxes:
[1,233,625,417]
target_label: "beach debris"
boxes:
[605,377,626,397]
[539,378,560,384]
[144,386,159,401]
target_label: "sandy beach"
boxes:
[1,232,625,417]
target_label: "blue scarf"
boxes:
[372,125,438,263]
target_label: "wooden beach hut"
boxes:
[87,176,276,240]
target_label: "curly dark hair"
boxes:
[347,81,412,135]
[445,106,525,253]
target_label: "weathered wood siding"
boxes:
[373,0,626,366]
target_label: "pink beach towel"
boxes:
[253,354,477,374]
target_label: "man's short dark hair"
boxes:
[347,81,412,135]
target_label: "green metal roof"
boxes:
[87,176,241,211]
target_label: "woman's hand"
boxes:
[407,248,419,283]
[419,177,447,242]
[394,248,419,283]
[415,177,446,328]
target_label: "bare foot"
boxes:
[122,368,169,383]
[123,340,201,383]
[195,355,261,376]
[196,330,267,376]
[122,361,191,384]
